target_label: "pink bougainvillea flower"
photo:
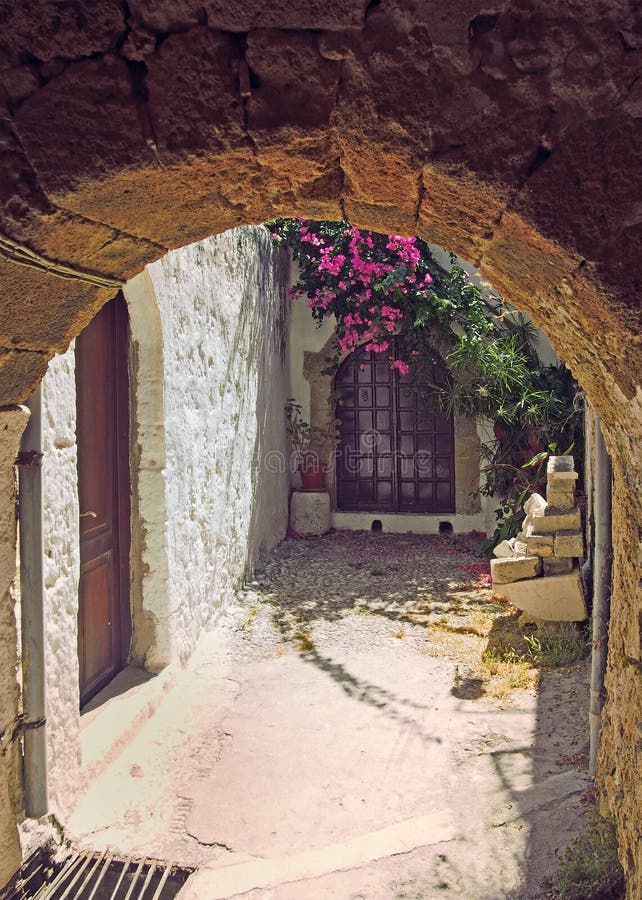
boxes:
[365,340,389,353]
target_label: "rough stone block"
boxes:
[532,509,581,533]
[14,55,148,197]
[289,491,330,536]
[513,540,528,557]
[526,534,554,557]
[554,532,584,558]
[491,555,541,584]
[546,485,575,509]
[546,470,578,488]
[493,539,515,558]
[523,492,547,517]
[206,0,368,32]
[543,557,574,576]
[546,455,575,474]
[494,571,587,622]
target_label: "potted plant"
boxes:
[285,399,337,492]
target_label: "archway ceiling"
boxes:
[0,0,641,413]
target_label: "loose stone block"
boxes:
[495,571,587,621]
[523,492,547,517]
[289,491,330,535]
[554,532,584,558]
[546,470,578,488]
[513,540,528,557]
[493,539,515,559]
[526,534,554,557]
[546,485,575,509]
[543,557,574,576]
[547,455,575,474]
[532,508,581,533]
[491,555,541,584]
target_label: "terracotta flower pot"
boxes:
[299,460,326,492]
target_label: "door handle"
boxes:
[80,511,97,518]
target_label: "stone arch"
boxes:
[1,1,642,891]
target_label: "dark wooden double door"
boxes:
[76,293,131,707]
[335,344,455,513]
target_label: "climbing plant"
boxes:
[269,219,583,545]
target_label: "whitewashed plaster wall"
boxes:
[144,225,290,664]
[288,266,335,425]
[34,224,290,825]
[40,348,81,820]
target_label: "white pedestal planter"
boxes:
[290,491,331,535]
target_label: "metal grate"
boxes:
[1,848,193,900]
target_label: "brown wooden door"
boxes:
[76,293,131,707]
[335,343,455,513]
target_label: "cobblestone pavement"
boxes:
[66,530,591,899]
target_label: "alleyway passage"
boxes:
[66,531,590,899]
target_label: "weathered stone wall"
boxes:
[144,226,290,663]
[1,0,642,891]
[0,407,29,887]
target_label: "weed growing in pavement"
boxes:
[354,604,372,615]
[524,624,589,668]
[482,645,527,666]
[543,806,625,898]
[293,625,315,653]
[237,606,257,631]
[480,646,534,694]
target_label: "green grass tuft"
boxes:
[544,807,625,899]
[524,623,588,668]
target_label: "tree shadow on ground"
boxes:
[254,528,494,628]
[249,529,495,743]
[248,529,594,898]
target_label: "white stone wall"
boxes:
[147,227,290,664]
[36,225,290,823]
[41,348,82,820]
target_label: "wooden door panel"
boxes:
[76,293,131,707]
[78,554,116,700]
[336,342,455,513]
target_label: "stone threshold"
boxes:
[331,510,488,534]
[79,664,176,791]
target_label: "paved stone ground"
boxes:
[66,531,591,899]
